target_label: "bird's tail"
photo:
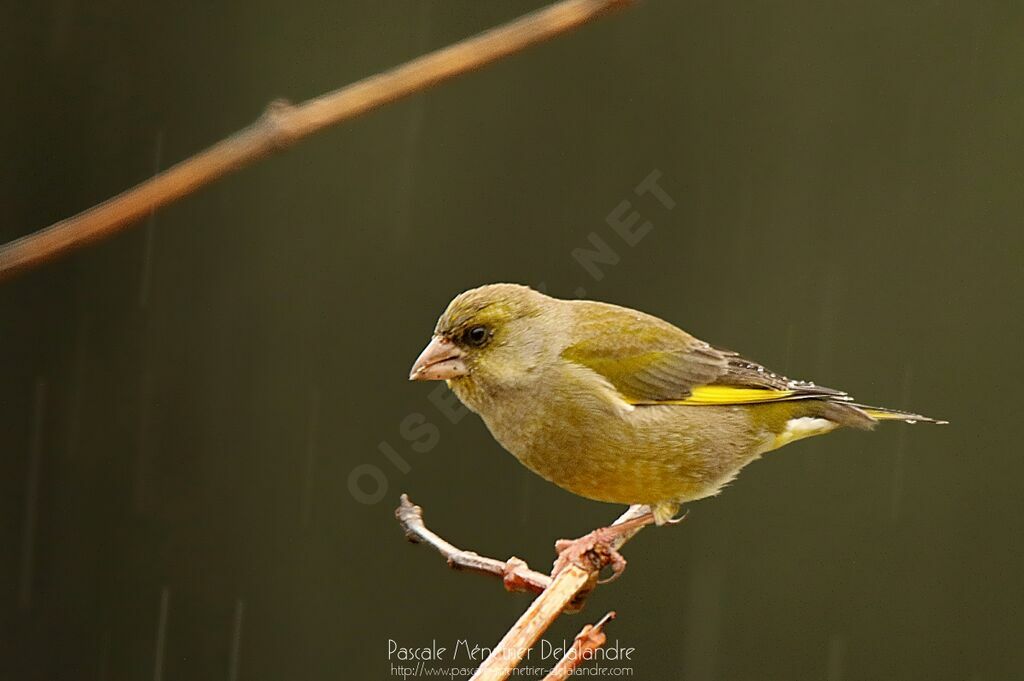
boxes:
[851,404,948,425]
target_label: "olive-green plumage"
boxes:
[410,283,944,524]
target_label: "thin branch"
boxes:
[543,611,615,681]
[0,0,636,281]
[470,564,594,681]
[397,494,653,606]
[396,494,551,596]
[466,508,651,681]
[396,496,653,681]
[396,495,651,603]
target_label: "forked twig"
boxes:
[396,495,654,681]
[0,0,636,280]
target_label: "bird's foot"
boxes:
[553,527,627,583]
[552,513,656,584]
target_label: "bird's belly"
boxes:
[483,401,773,506]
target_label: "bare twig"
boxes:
[395,496,655,681]
[0,0,636,281]
[396,495,651,605]
[543,611,615,681]
[466,507,652,680]
[471,564,594,681]
[396,494,551,595]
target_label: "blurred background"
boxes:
[2,1,1022,679]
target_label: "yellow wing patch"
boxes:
[627,385,798,406]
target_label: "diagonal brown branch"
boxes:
[471,564,595,681]
[0,0,636,281]
[396,495,653,681]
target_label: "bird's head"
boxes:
[409,284,555,396]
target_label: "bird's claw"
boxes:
[665,508,689,525]
[552,527,628,583]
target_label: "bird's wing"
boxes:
[561,301,848,406]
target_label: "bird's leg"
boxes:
[552,510,658,584]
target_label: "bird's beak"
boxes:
[409,336,468,381]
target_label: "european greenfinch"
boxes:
[410,284,944,529]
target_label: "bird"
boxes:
[409,283,944,575]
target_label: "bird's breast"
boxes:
[452,363,775,507]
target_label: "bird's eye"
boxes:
[465,325,489,347]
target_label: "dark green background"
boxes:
[2,2,1022,679]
